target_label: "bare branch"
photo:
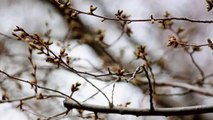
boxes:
[51,0,213,24]
[64,99,213,116]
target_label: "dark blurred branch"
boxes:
[137,79,213,97]
[189,51,205,83]
[47,0,120,67]
[0,32,14,40]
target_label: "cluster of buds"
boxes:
[95,29,109,48]
[95,30,104,42]
[207,0,213,11]
[46,54,70,66]
[12,26,73,67]
[71,82,81,94]
[117,102,131,107]
[125,26,133,37]
[36,93,44,100]
[12,26,53,53]
[167,36,179,48]
[207,38,213,50]
[134,45,147,59]
[192,46,201,52]
[115,68,125,76]
[59,48,71,65]
[159,11,173,29]
[70,10,79,18]
[2,91,9,100]
[115,10,130,20]
[58,0,71,8]
[59,48,68,57]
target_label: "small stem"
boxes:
[189,52,205,83]
[111,83,115,108]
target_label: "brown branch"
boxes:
[64,99,213,116]
[51,0,213,24]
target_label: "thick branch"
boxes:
[64,99,213,116]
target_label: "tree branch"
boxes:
[64,99,213,116]
[51,0,213,24]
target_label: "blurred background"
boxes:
[0,0,213,120]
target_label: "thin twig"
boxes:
[46,110,68,120]
[189,51,205,82]
[127,66,142,82]
[0,95,35,103]
[108,31,125,47]
[83,79,119,103]
[111,83,115,107]
[0,94,65,103]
